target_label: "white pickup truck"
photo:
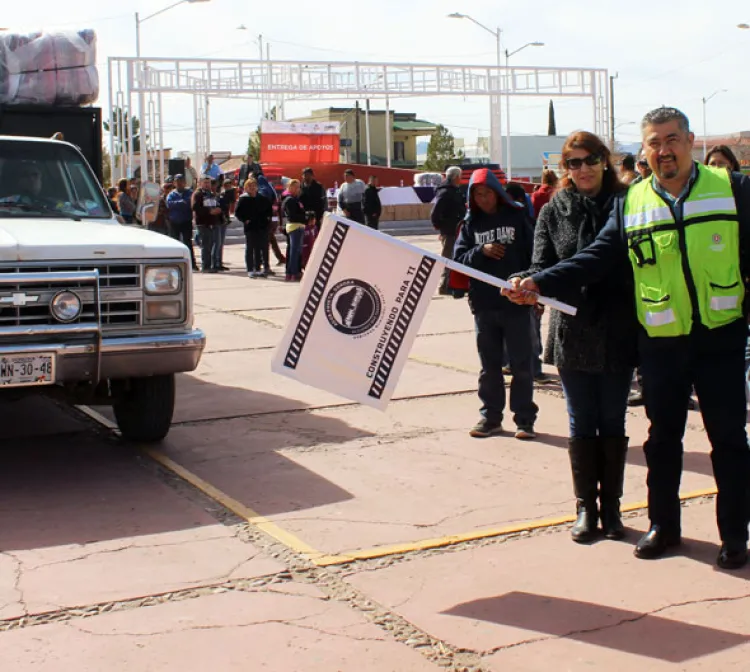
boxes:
[0,135,206,441]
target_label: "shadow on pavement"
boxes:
[149,374,370,518]
[443,591,750,662]
[1,379,368,552]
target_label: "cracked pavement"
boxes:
[1,237,748,671]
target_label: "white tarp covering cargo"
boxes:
[0,29,98,106]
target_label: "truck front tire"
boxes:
[112,374,176,443]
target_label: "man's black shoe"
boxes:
[717,542,748,570]
[634,526,681,559]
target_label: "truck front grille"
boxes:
[0,263,142,328]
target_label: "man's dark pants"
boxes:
[440,233,456,292]
[640,319,750,543]
[197,225,216,271]
[245,226,268,272]
[475,308,538,427]
[365,215,379,230]
[344,205,365,224]
[168,221,197,268]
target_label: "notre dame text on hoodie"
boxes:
[453,168,534,314]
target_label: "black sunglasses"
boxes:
[565,154,602,170]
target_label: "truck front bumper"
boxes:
[0,329,206,382]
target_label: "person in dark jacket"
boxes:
[238,154,263,186]
[299,167,327,230]
[192,175,223,273]
[166,174,198,271]
[257,174,285,271]
[512,131,636,544]
[507,107,750,570]
[454,168,538,441]
[362,175,382,230]
[431,166,467,294]
[236,177,273,278]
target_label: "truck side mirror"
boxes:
[137,181,161,226]
[140,202,157,225]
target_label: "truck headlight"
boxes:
[50,290,82,323]
[145,266,181,295]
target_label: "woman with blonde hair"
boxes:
[282,179,312,281]
[509,131,637,543]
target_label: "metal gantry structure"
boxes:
[108,56,610,182]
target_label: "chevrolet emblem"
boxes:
[0,293,40,307]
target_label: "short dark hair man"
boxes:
[192,175,224,273]
[166,174,198,270]
[238,154,264,185]
[337,169,365,224]
[431,165,466,295]
[299,167,327,230]
[362,175,382,230]
[507,106,750,570]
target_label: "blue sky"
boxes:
[4,0,750,155]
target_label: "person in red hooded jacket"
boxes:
[531,168,558,218]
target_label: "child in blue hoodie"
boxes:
[454,168,538,440]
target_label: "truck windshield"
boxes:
[0,140,111,219]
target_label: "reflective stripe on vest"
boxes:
[623,164,744,337]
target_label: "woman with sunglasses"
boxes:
[511,131,637,543]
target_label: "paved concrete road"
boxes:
[1,234,748,671]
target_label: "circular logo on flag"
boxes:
[325,279,382,336]
[712,233,722,244]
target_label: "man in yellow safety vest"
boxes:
[505,107,750,570]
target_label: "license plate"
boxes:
[0,353,55,387]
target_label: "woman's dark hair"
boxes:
[540,168,558,187]
[118,178,128,193]
[505,182,528,204]
[558,130,625,194]
[705,145,741,172]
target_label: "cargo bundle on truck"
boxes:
[0,28,102,183]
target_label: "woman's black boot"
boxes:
[568,437,600,543]
[599,437,629,540]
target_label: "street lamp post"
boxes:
[237,26,267,120]
[135,0,210,183]
[504,42,544,179]
[701,89,727,160]
[448,13,503,167]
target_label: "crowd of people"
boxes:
[434,105,749,570]
[106,157,382,282]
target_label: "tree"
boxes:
[247,125,261,159]
[423,125,464,171]
[102,145,112,187]
[104,106,142,153]
[547,100,557,136]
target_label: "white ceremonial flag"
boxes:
[273,214,576,410]
[272,215,441,409]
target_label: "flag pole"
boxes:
[322,215,577,316]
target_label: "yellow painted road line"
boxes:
[79,406,719,569]
[313,487,719,567]
[144,447,326,560]
[78,405,326,562]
